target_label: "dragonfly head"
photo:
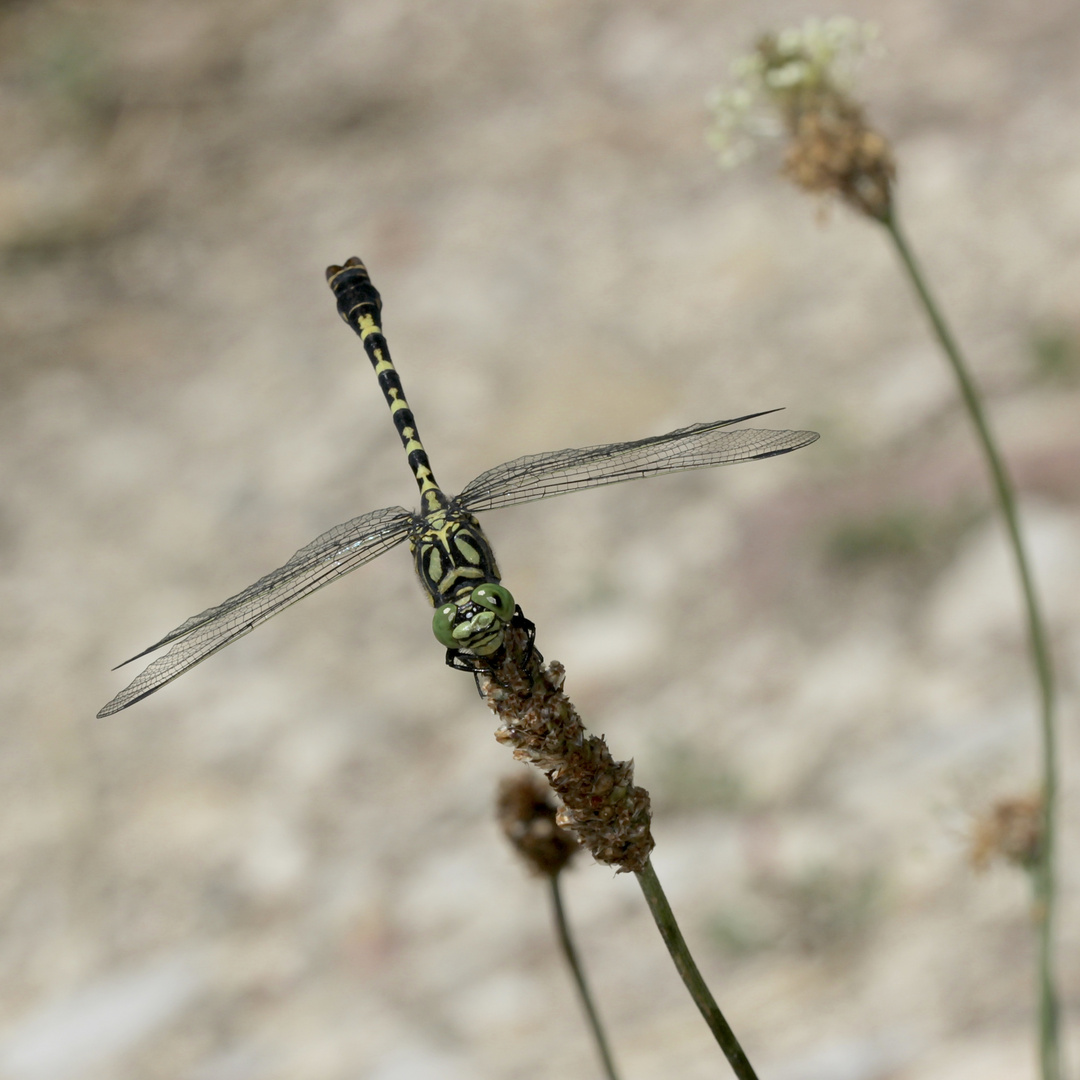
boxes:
[432,583,516,657]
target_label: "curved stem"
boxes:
[549,875,621,1080]
[636,859,760,1079]
[882,209,1060,1080]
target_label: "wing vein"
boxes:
[98,506,415,716]
[458,418,819,512]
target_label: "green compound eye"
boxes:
[432,603,460,649]
[471,583,515,622]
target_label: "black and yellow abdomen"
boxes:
[327,257,517,660]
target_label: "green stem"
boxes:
[550,875,621,1080]
[636,859,760,1079]
[882,208,1060,1080]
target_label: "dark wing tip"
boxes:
[750,429,820,460]
[722,406,785,425]
[97,684,158,717]
[111,648,156,672]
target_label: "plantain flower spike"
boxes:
[970,794,1043,873]
[708,17,895,220]
[482,626,655,874]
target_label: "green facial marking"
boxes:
[469,629,504,657]
[471,583,515,622]
[453,610,496,640]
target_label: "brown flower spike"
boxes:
[497,773,579,877]
[759,35,895,221]
[709,18,895,220]
[481,626,654,874]
[971,794,1044,873]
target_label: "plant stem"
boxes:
[636,859,760,1079]
[882,208,1060,1080]
[549,875,622,1080]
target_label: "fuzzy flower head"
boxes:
[708,18,894,220]
[497,773,580,878]
[970,794,1043,873]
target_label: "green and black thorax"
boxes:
[326,257,517,658]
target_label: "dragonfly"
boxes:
[98,257,819,717]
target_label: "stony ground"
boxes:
[1,1,1079,1078]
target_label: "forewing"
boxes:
[458,413,819,512]
[97,505,416,717]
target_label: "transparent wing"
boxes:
[98,505,416,717]
[457,410,819,513]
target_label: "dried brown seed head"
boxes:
[483,626,655,875]
[970,794,1043,872]
[780,93,894,220]
[497,773,579,877]
[709,18,894,220]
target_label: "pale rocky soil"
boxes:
[1,2,1079,1078]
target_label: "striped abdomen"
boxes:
[326,256,514,659]
[326,257,446,517]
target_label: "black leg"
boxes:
[443,611,541,697]
[511,606,541,666]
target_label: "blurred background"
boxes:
[2,1,1079,1078]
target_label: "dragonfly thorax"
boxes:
[410,506,501,605]
[411,506,515,657]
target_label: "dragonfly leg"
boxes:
[443,647,491,698]
[510,606,541,668]
[443,607,541,697]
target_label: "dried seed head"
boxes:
[481,625,655,875]
[497,773,579,877]
[781,96,894,221]
[708,18,894,220]
[970,794,1043,872]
